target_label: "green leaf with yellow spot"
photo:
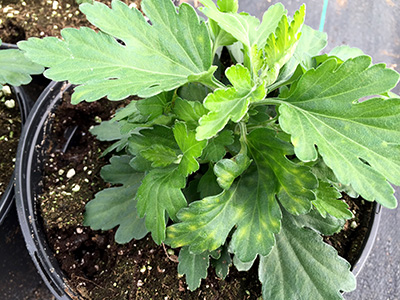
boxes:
[248,128,317,215]
[166,163,282,263]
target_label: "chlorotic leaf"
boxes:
[248,128,317,215]
[173,121,207,176]
[313,181,353,220]
[19,0,214,103]
[196,64,265,140]
[84,156,148,243]
[214,153,251,190]
[167,164,282,263]
[0,44,43,86]
[136,166,187,244]
[278,56,400,208]
[259,211,356,300]
[178,247,210,291]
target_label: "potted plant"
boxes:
[16,0,399,299]
[0,39,43,223]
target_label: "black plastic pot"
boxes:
[15,81,382,299]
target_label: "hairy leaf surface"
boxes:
[278,56,400,208]
[259,211,356,300]
[19,0,214,103]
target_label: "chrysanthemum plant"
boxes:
[18,0,400,298]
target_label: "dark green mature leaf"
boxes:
[278,56,400,208]
[313,181,353,220]
[136,166,187,244]
[140,144,178,168]
[173,121,207,176]
[167,164,282,262]
[84,156,148,243]
[178,247,210,291]
[259,211,356,300]
[248,128,317,215]
[212,246,232,279]
[0,39,43,87]
[197,165,222,198]
[19,0,215,103]
[137,91,173,121]
[89,120,122,141]
[196,64,265,140]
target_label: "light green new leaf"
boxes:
[196,64,265,140]
[173,121,207,176]
[19,0,214,103]
[200,0,286,49]
[136,166,187,244]
[178,247,210,291]
[216,0,238,13]
[313,181,353,220]
[201,130,234,162]
[84,156,148,243]
[167,164,282,262]
[262,5,305,85]
[0,40,43,87]
[248,129,317,215]
[259,211,356,300]
[278,56,400,208]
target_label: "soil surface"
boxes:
[36,89,375,300]
[0,86,21,198]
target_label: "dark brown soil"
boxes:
[36,89,376,300]
[0,86,21,198]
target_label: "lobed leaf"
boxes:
[278,56,400,208]
[178,247,210,291]
[19,0,215,103]
[259,211,356,300]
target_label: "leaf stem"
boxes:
[197,75,225,91]
[251,97,284,107]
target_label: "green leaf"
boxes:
[140,144,178,168]
[137,91,173,121]
[173,97,208,126]
[278,56,400,208]
[211,245,232,279]
[216,0,238,13]
[89,120,122,141]
[313,181,353,220]
[0,45,43,86]
[19,0,214,103]
[167,164,282,262]
[173,121,207,176]
[259,211,356,300]
[200,0,286,49]
[247,128,317,215]
[196,64,265,140]
[201,130,234,162]
[232,255,255,271]
[178,247,210,291]
[136,166,187,244]
[329,45,364,61]
[214,153,251,190]
[84,156,148,243]
[261,5,305,85]
[197,165,223,198]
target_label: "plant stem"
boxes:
[251,97,284,107]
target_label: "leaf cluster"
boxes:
[18,0,400,299]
